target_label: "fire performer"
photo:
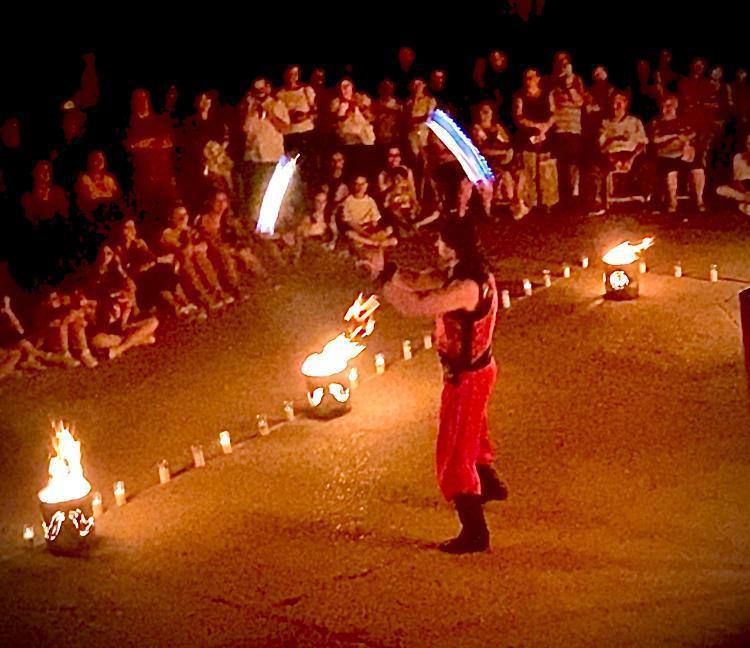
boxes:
[382,216,507,554]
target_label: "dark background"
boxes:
[1,1,747,155]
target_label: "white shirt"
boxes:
[276,85,316,134]
[243,97,290,163]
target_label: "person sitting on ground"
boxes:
[0,295,31,376]
[158,206,228,310]
[382,166,421,235]
[716,133,750,215]
[36,291,96,368]
[85,252,159,360]
[376,146,416,197]
[337,175,397,277]
[648,95,705,212]
[319,150,350,218]
[114,219,156,279]
[589,91,649,215]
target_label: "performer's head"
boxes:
[437,215,488,281]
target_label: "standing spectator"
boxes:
[512,68,557,217]
[180,90,229,210]
[0,117,27,206]
[549,62,585,204]
[485,50,510,117]
[393,46,419,99]
[648,95,705,212]
[73,52,99,110]
[405,78,437,165]
[240,78,290,221]
[429,69,456,116]
[372,80,403,154]
[329,79,375,175]
[125,88,178,219]
[471,102,517,213]
[730,68,750,147]
[163,84,179,117]
[276,65,317,158]
[589,92,649,214]
[654,49,680,98]
[679,58,715,174]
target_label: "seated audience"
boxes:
[648,95,705,212]
[716,134,750,215]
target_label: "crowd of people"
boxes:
[1,46,750,378]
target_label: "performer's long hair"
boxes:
[439,215,490,283]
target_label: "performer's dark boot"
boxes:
[477,464,509,503]
[438,494,490,554]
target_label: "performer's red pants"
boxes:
[436,359,497,501]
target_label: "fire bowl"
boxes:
[603,262,639,300]
[39,492,95,555]
[303,367,352,419]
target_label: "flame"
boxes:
[302,294,379,378]
[38,422,92,504]
[602,236,654,266]
[256,154,299,235]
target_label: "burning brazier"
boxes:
[301,294,379,419]
[37,422,95,554]
[602,237,653,301]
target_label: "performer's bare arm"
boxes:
[384,278,479,317]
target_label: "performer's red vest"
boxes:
[435,272,498,381]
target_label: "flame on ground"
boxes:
[602,236,654,266]
[302,294,380,378]
[38,422,92,504]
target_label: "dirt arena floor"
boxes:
[0,207,749,646]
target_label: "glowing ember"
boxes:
[38,422,91,505]
[256,154,299,235]
[302,294,380,378]
[427,109,494,185]
[602,237,654,266]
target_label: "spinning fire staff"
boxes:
[381,216,507,554]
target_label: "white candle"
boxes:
[523,279,532,297]
[543,270,551,288]
[257,415,270,436]
[423,333,433,350]
[348,367,359,388]
[563,264,571,279]
[710,264,718,283]
[219,431,233,454]
[639,260,647,274]
[91,491,103,517]
[501,289,511,309]
[114,481,126,507]
[374,353,385,375]
[158,460,171,483]
[674,262,682,278]
[581,255,589,269]
[23,524,34,546]
[402,340,412,361]
[283,401,295,421]
[191,444,206,467]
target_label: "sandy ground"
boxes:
[0,208,749,647]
